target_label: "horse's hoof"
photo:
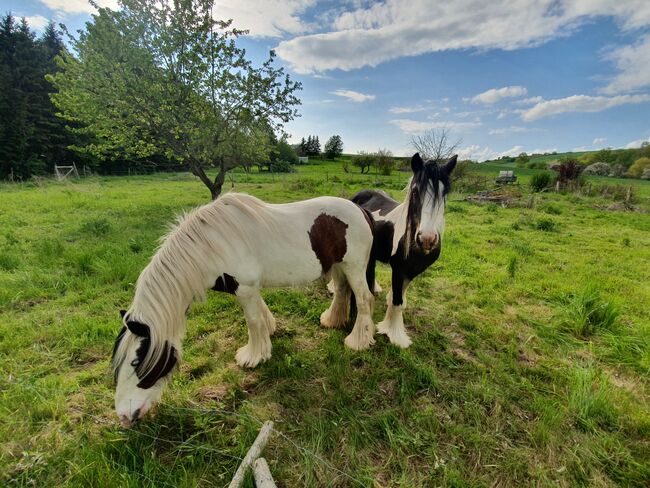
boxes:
[377,321,412,348]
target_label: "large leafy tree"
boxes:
[324,134,343,159]
[50,0,301,199]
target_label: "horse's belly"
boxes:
[259,246,323,287]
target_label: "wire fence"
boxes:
[9,380,367,487]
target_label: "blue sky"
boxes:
[6,0,650,160]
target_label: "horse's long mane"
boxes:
[402,162,450,257]
[112,193,270,378]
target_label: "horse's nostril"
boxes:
[131,408,141,423]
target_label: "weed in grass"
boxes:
[541,204,562,215]
[622,237,631,247]
[560,284,620,338]
[447,204,467,213]
[80,217,112,237]
[0,251,20,270]
[507,256,518,278]
[535,218,556,232]
[288,178,318,192]
[486,202,499,213]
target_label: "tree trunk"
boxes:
[190,161,226,200]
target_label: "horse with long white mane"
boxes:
[349,153,457,348]
[113,192,376,427]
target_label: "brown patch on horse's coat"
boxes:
[212,273,239,294]
[308,213,348,273]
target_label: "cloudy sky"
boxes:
[7,0,650,159]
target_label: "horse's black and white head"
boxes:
[405,153,457,253]
[112,310,179,427]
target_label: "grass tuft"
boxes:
[560,284,620,338]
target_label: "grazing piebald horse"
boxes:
[351,153,457,348]
[113,193,375,427]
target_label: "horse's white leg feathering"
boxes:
[377,285,412,349]
[235,286,273,368]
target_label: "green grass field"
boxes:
[1,162,649,487]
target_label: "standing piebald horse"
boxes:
[113,193,375,427]
[351,153,457,348]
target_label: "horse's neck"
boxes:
[385,201,409,256]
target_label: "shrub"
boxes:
[530,172,553,192]
[642,169,650,180]
[627,157,650,178]
[374,148,394,175]
[608,164,626,177]
[560,284,619,338]
[269,160,294,173]
[535,218,556,231]
[583,162,610,176]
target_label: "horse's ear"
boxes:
[126,320,150,337]
[120,309,127,319]
[411,153,424,173]
[443,155,458,174]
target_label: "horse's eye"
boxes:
[131,358,141,367]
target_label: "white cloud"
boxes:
[25,15,49,30]
[488,126,539,135]
[330,89,376,103]
[39,0,119,14]
[214,0,314,38]
[514,96,545,106]
[469,86,527,104]
[389,119,481,135]
[498,145,525,157]
[457,145,497,161]
[593,137,607,145]
[530,147,558,154]
[521,94,650,121]
[625,136,650,148]
[602,34,650,94]
[573,146,589,151]
[276,0,650,74]
[388,104,431,114]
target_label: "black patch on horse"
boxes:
[136,341,178,389]
[352,189,399,216]
[212,273,239,294]
[308,213,348,273]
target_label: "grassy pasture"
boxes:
[1,163,649,487]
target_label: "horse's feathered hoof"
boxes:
[377,321,412,348]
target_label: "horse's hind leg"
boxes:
[235,285,273,368]
[321,267,350,329]
[342,269,375,351]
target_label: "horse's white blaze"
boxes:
[113,193,374,425]
[418,181,447,243]
[114,338,168,426]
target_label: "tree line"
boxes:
[0,15,74,180]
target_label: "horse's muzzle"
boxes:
[416,232,438,252]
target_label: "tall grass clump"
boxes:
[560,284,620,338]
[568,366,618,431]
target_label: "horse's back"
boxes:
[351,190,399,216]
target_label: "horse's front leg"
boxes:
[377,268,412,348]
[235,285,273,368]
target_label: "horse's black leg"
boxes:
[391,264,405,306]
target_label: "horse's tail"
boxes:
[349,207,377,325]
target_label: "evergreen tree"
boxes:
[0,15,77,179]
